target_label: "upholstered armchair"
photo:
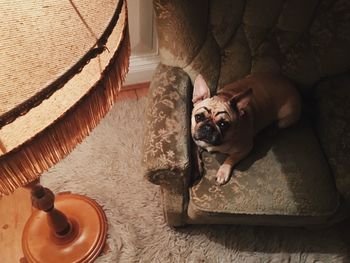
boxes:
[142,0,350,227]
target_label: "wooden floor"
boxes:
[116,83,149,101]
[0,83,149,263]
[0,188,31,263]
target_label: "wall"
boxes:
[124,0,159,85]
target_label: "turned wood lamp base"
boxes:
[22,185,107,263]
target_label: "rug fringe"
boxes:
[0,6,130,195]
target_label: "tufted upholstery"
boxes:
[143,0,350,226]
[155,0,350,89]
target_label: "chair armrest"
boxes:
[142,64,192,226]
[142,64,192,186]
[314,74,350,203]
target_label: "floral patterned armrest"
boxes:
[143,64,192,185]
[142,64,192,226]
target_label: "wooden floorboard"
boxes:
[0,188,31,263]
[119,82,149,100]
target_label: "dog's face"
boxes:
[191,75,252,150]
[191,97,235,148]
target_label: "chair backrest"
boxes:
[154,0,350,93]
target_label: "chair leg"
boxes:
[160,186,187,227]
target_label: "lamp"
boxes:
[0,0,129,262]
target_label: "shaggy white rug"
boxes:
[42,96,349,262]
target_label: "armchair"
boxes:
[143,0,350,227]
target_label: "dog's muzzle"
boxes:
[195,123,221,146]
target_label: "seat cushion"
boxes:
[188,120,339,225]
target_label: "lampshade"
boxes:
[0,0,130,195]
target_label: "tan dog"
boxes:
[191,73,301,185]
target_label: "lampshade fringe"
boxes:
[0,23,131,195]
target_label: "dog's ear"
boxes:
[230,88,253,117]
[193,74,211,104]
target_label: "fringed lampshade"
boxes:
[0,0,129,194]
[0,0,130,262]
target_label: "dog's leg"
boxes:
[276,97,301,128]
[216,158,234,185]
[195,146,204,180]
[216,145,252,185]
[277,113,300,128]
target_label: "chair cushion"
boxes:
[188,120,339,225]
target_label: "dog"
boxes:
[191,73,301,185]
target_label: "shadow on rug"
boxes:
[42,97,349,262]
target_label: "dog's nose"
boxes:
[195,123,221,146]
[204,124,214,132]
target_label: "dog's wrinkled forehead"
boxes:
[193,97,232,116]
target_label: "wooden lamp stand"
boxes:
[22,184,107,263]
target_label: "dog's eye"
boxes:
[217,120,229,130]
[195,113,205,123]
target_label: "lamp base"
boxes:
[22,193,107,263]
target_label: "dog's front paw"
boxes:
[216,165,232,185]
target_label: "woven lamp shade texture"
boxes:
[0,0,130,195]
